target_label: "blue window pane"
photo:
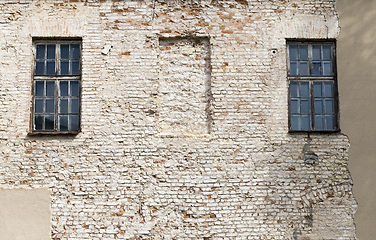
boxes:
[301,99,310,114]
[60,60,69,75]
[36,61,45,75]
[290,82,299,97]
[61,44,69,59]
[299,45,308,60]
[323,61,332,75]
[35,115,43,130]
[291,115,300,130]
[36,45,45,59]
[70,99,79,113]
[300,61,309,75]
[69,115,79,131]
[46,99,54,113]
[46,61,55,75]
[59,99,68,114]
[323,45,331,60]
[45,115,54,130]
[290,61,298,75]
[60,81,69,96]
[71,60,79,75]
[35,81,44,96]
[313,61,322,75]
[47,45,55,59]
[314,82,322,97]
[70,81,79,96]
[59,115,68,131]
[324,82,333,97]
[35,99,44,113]
[289,45,298,60]
[291,99,299,114]
[326,115,335,130]
[301,115,310,131]
[315,115,325,130]
[314,99,323,114]
[46,81,55,96]
[325,99,334,113]
[312,45,321,60]
[71,44,80,59]
[300,82,309,98]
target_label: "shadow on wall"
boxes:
[337,0,376,239]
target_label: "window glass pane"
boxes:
[313,61,322,75]
[35,115,43,130]
[289,45,298,60]
[325,99,334,113]
[299,45,308,60]
[291,99,299,114]
[69,115,79,131]
[290,61,298,75]
[70,99,79,113]
[314,99,323,114]
[301,115,310,131]
[312,45,321,60]
[71,44,80,59]
[36,61,45,75]
[36,45,45,59]
[47,45,55,59]
[314,82,322,97]
[46,61,55,75]
[60,81,69,96]
[326,115,335,130]
[300,82,309,98]
[324,82,333,97]
[70,81,79,96]
[46,81,55,97]
[323,61,332,76]
[59,116,68,131]
[290,82,299,97]
[46,99,54,113]
[71,60,80,75]
[301,99,310,114]
[35,99,44,113]
[59,99,68,114]
[35,81,44,96]
[291,115,300,130]
[323,45,331,60]
[61,44,69,59]
[315,115,324,130]
[45,115,54,130]
[300,61,309,75]
[60,60,69,75]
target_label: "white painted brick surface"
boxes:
[0,0,355,239]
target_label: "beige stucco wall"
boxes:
[337,0,376,239]
[0,189,51,240]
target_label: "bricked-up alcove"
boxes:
[158,37,212,135]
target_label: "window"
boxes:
[32,40,81,133]
[287,41,338,131]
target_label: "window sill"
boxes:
[288,129,341,134]
[28,130,80,136]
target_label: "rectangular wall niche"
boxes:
[158,37,212,136]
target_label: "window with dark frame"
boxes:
[32,40,81,133]
[287,41,338,132]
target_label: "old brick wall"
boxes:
[0,0,356,239]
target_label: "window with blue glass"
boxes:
[32,40,81,133]
[288,41,338,131]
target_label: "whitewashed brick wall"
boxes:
[0,0,356,239]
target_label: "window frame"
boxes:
[287,40,340,133]
[30,39,82,135]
